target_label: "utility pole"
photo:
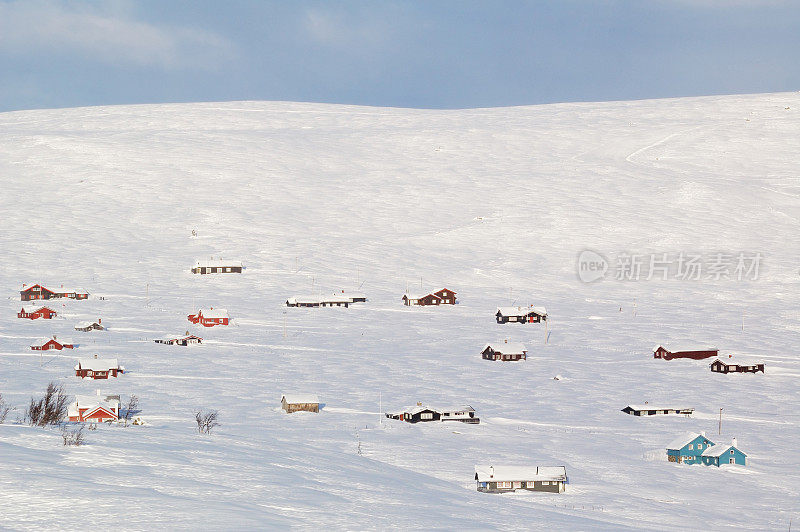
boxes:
[545,318,549,344]
[719,408,723,435]
[283,311,287,338]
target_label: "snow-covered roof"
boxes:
[653,343,717,353]
[73,394,120,410]
[161,334,202,340]
[484,341,527,354]
[666,432,712,451]
[75,321,102,328]
[31,337,72,347]
[198,308,228,318]
[76,358,122,372]
[474,465,567,482]
[28,306,56,312]
[193,259,243,268]
[22,284,86,294]
[625,405,694,412]
[334,290,366,299]
[702,442,746,457]
[288,295,353,304]
[711,357,763,367]
[281,394,319,405]
[403,293,425,300]
[496,306,547,317]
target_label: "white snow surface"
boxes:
[0,94,799,530]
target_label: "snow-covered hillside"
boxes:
[0,93,798,530]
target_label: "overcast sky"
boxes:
[1,0,798,112]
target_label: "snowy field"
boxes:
[0,93,798,530]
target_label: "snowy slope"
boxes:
[0,93,798,530]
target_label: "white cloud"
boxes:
[302,7,393,49]
[0,0,235,70]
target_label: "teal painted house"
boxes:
[666,432,715,465]
[701,439,747,467]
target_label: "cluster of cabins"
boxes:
[14,272,762,490]
[15,283,133,424]
[653,345,765,374]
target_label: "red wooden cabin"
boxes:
[75,356,124,379]
[20,284,88,301]
[30,337,74,351]
[68,392,120,422]
[188,308,229,327]
[653,345,718,360]
[18,306,57,320]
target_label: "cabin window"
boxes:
[688,444,693,450]
[421,413,433,420]
[497,481,511,488]
[730,458,735,464]
[542,481,550,485]
[730,449,734,454]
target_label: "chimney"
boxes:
[732,437,737,447]
[94,354,98,359]
[504,339,508,344]
[489,466,494,478]
[98,318,101,324]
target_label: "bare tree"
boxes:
[123,395,139,427]
[24,382,68,427]
[195,410,220,434]
[0,394,10,424]
[61,425,85,446]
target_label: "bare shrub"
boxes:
[123,395,139,427]
[24,382,68,427]
[195,410,220,434]
[0,394,10,424]
[61,425,85,446]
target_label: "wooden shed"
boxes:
[281,394,320,413]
